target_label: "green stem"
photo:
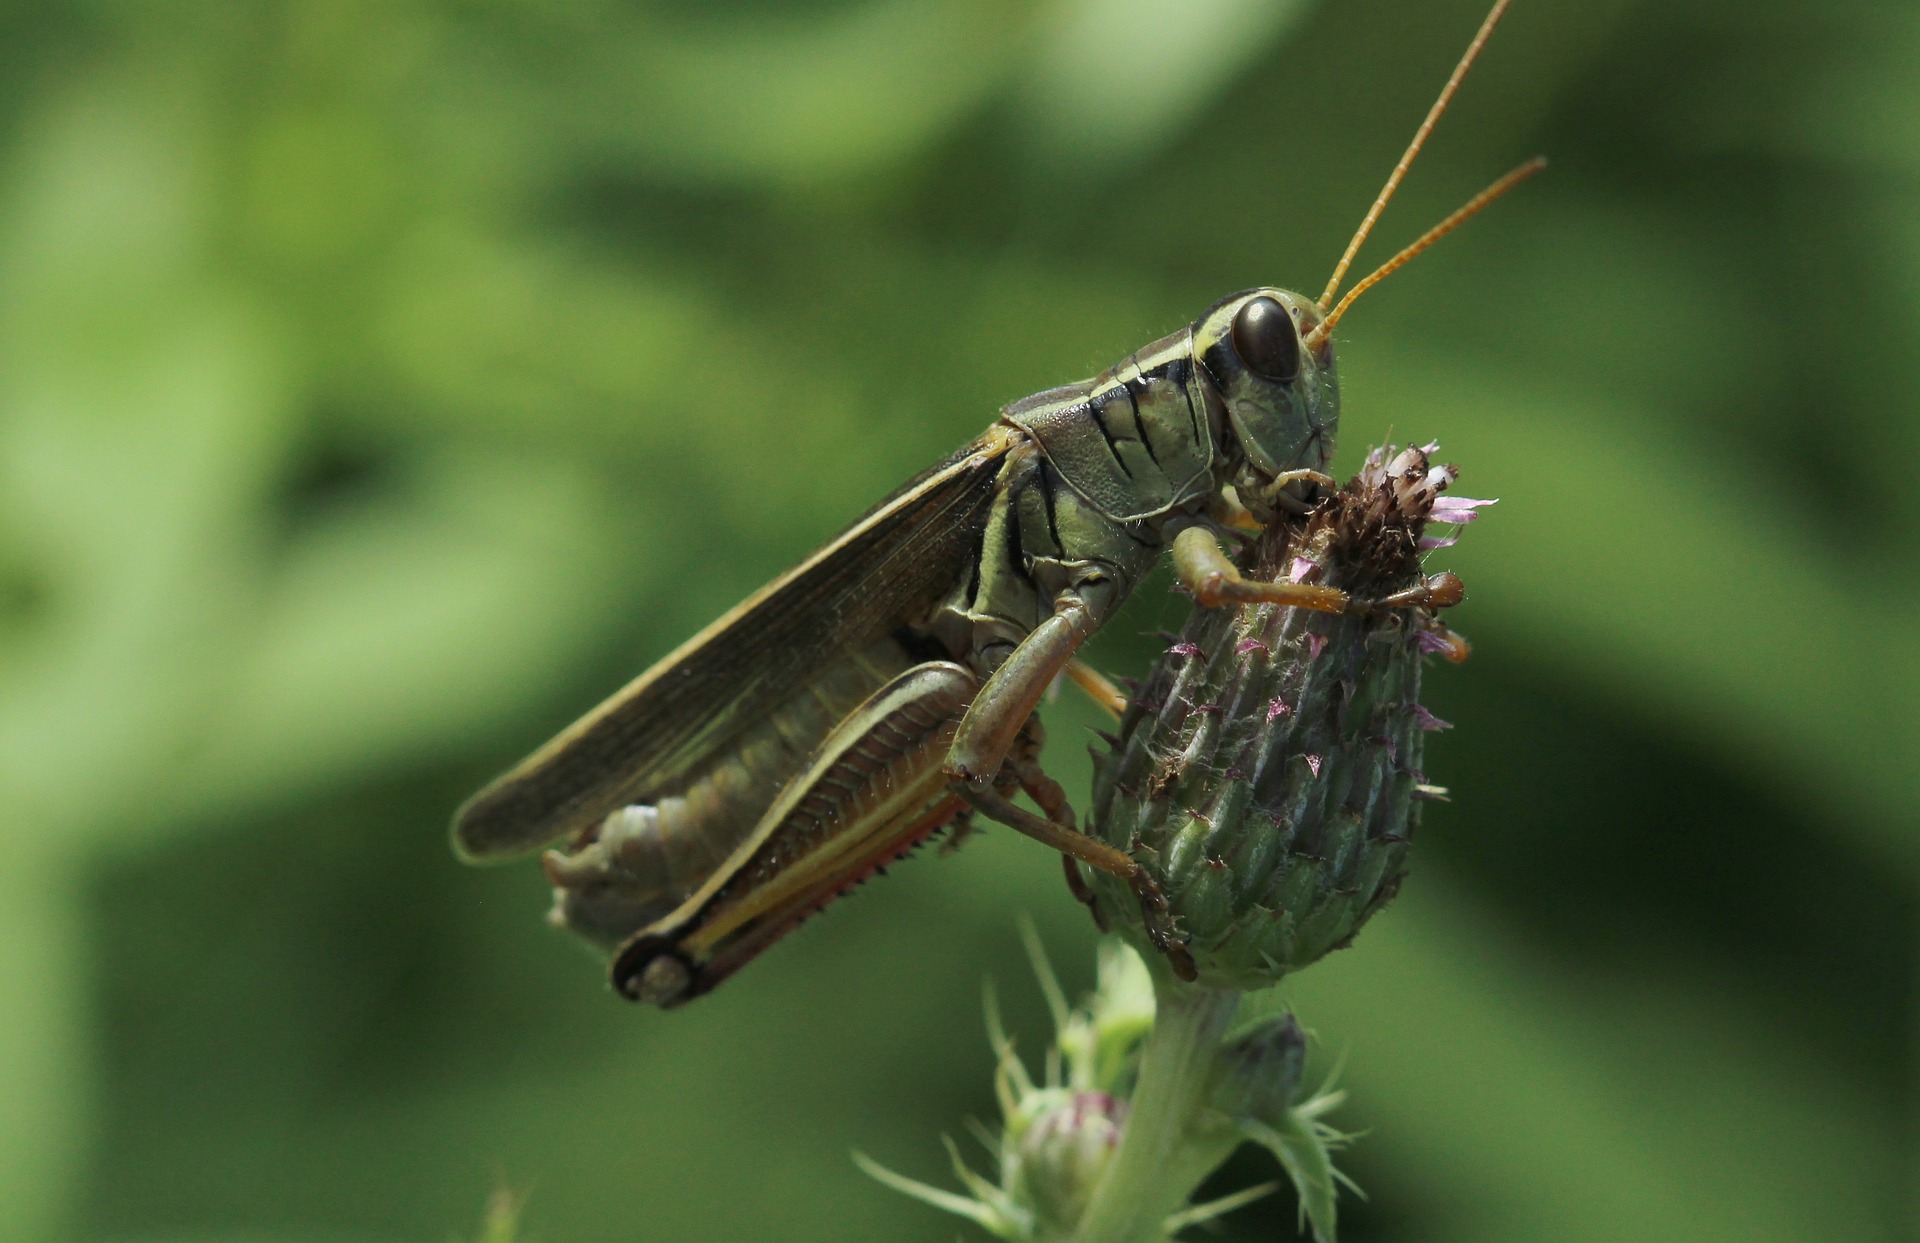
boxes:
[1069,971,1241,1243]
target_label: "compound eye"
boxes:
[1231,296,1301,383]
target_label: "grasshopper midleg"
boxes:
[1001,710,1116,931]
[455,0,1541,1005]
[976,690,1191,974]
[1065,659,1129,721]
[947,597,1101,783]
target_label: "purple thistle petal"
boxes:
[1305,754,1323,776]
[1288,555,1319,583]
[1418,531,1460,551]
[1429,496,1497,524]
[1266,696,1290,721]
[1414,629,1454,654]
[1411,704,1453,732]
[1304,632,1327,660]
[1418,439,1441,455]
[1236,638,1270,656]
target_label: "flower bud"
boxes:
[1087,444,1487,989]
[1208,1011,1348,1243]
[1010,1090,1128,1235]
[1209,1012,1308,1121]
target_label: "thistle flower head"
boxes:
[1087,444,1489,990]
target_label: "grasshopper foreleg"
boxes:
[1176,523,1466,616]
[1372,570,1466,611]
[1173,525,1351,613]
[1255,468,1339,516]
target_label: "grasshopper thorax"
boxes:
[1192,288,1340,517]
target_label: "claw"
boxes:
[1359,571,1466,613]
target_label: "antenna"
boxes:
[1316,0,1514,314]
[1304,156,1545,351]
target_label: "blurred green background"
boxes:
[0,0,1911,1240]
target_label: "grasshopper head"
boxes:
[1193,288,1340,513]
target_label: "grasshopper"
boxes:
[453,0,1538,1007]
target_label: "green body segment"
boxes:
[453,287,1346,1005]
[999,326,1218,522]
